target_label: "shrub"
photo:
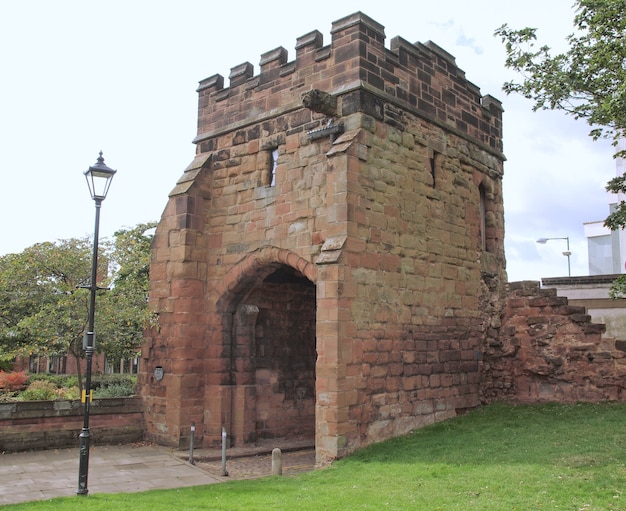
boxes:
[90,374,137,397]
[91,374,137,391]
[94,378,135,397]
[0,370,28,391]
[0,390,19,401]
[29,373,79,389]
[18,380,59,401]
[59,386,81,400]
[94,382,136,398]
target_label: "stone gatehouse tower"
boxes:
[139,11,506,463]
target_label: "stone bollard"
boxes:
[188,422,195,465]
[221,427,229,476]
[271,448,282,476]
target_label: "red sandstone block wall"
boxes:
[140,11,506,460]
[484,281,626,403]
[337,110,504,448]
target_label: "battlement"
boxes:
[194,11,503,156]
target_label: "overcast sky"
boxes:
[0,1,617,282]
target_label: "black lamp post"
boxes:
[77,151,116,496]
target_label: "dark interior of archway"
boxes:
[263,266,311,285]
[247,265,316,441]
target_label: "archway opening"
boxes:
[230,264,316,445]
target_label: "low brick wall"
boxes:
[0,397,144,452]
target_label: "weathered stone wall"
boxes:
[140,11,505,463]
[483,281,626,403]
[344,108,504,447]
[0,397,144,452]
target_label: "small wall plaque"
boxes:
[154,366,164,382]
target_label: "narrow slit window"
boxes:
[429,151,438,188]
[268,148,278,187]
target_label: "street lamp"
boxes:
[536,236,571,277]
[77,152,116,496]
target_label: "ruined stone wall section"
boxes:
[484,281,626,403]
[194,12,503,158]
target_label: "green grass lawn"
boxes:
[6,402,626,510]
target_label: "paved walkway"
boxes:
[0,444,221,505]
[0,442,316,506]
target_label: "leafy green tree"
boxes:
[0,251,53,355]
[0,239,96,390]
[98,222,157,364]
[0,222,156,390]
[496,0,625,150]
[496,0,626,292]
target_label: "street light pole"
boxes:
[77,152,116,496]
[536,236,571,277]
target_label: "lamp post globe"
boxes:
[536,236,571,277]
[84,151,116,200]
[77,152,116,496]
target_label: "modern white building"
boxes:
[583,138,626,275]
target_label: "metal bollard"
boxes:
[189,422,195,465]
[221,427,229,476]
[271,448,282,476]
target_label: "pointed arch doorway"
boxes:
[214,256,317,447]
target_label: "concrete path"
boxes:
[0,444,223,505]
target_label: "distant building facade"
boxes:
[12,353,137,376]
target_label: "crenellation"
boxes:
[197,73,224,93]
[259,47,290,83]
[295,30,324,53]
[214,87,229,103]
[279,61,296,78]
[193,12,502,159]
[244,75,260,90]
[314,45,332,62]
[228,62,253,87]
[422,41,457,67]
[482,94,504,115]
[259,47,288,68]
[330,11,385,44]
[390,36,430,65]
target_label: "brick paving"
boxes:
[194,449,316,480]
